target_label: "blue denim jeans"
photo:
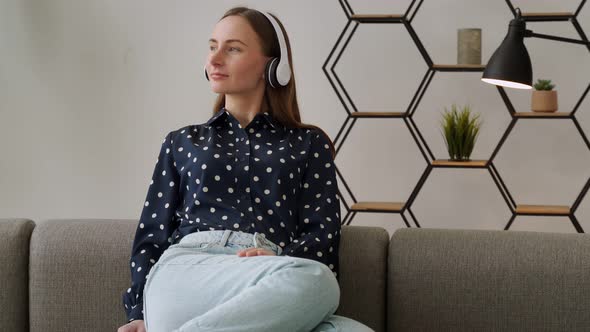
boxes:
[143,230,374,332]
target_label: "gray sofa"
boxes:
[2,218,590,332]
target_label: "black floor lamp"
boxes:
[481,7,590,89]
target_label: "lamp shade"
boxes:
[481,16,533,89]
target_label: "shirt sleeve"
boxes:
[122,131,182,323]
[280,129,342,281]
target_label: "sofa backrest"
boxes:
[23,219,387,332]
[389,228,590,331]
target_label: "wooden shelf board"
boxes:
[350,112,405,118]
[432,159,488,167]
[514,112,571,118]
[351,14,404,20]
[351,201,405,213]
[515,204,571,216]
[521,12,574,18]
[433,64,486,70]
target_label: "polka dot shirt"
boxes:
[122,107,342,322]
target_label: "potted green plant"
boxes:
[531,79,558,112]
[439,104,482,161]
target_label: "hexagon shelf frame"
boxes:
[325,0,590,232]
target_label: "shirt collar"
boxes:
[260,111,278,129]
[205,107,279,130]
[205,108,227,127]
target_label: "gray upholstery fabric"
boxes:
[29,219,137,332]
[0,218,35,332]
[338,226,389,332]
[389,228,590,332]
[27,219,387,332]
[7,217,590,332]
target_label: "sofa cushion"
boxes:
[389,228,590,331]
[28,219,388,332]
[0,218,35,332]
[29,219,135,332]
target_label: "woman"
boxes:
[118,6,374,332]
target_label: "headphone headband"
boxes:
[258,11,291,87]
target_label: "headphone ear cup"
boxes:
[204,66,209,81]
[265,58,280,88]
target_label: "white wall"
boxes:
[2,0,589,237]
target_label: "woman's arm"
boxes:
[280,129,341,279]
[122,131,182,323]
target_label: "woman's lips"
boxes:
[211,74,228,80]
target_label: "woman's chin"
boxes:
[210,86,229,94]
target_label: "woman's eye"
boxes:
[209,46,239,52]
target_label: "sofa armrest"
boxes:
[0,218,35,332]
[389,228,590,331]
[338,225,389,332]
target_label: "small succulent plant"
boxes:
[439,104,482,161]
[533,79,555,91]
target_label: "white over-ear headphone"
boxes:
[205,9,292,88]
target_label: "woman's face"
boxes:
[207,15,270,94]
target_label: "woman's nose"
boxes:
[209,49,224,65]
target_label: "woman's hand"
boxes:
[117,319,145,332]
[237,248,276,257]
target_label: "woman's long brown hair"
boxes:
[210,7,336,159]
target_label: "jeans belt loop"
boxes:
[253,232,282,256]
[220,230,232,247]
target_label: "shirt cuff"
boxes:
[127,301,144,323]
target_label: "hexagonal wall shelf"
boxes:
[326,0,590,232]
